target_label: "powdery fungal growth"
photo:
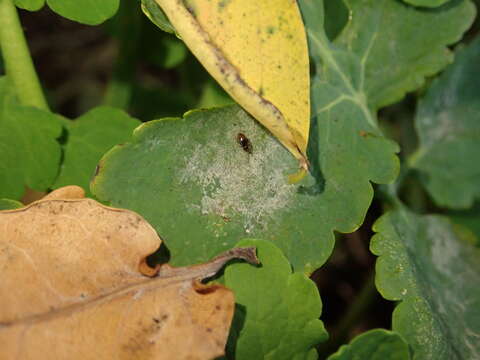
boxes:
[178,108,297,233]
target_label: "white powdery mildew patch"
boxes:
[178,110,297,232]
[428,218,460,276]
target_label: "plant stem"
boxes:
[0,0,49,110]
[318,272,378,358]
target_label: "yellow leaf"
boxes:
[155,0,310,169]
[288,167,308,184]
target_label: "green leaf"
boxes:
[224,239,327,360]
[91,104,397,272]
[327,329,410,360]
[129,85,192,120]
[95,0,471,273]
[410,37,480,209]
[323,0,349,41]
[147,36,187,69]
[196,80,233,109]
[371,207,480,359]
[334,0,475,109]
[46,0,119,25]
[141,0,175,34]
[53,107,141,196]
[14,0,44,11]
[15,0,120,24]
[0,199,23,210]
[448,204,480,246]
[402,0,450,7]
[0,77,62,200]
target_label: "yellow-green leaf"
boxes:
[155,0,310,168]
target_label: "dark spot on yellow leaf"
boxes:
[218,0,230,9]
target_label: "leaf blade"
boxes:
[90,105,397,273]
[371,208,480,359]
[13,0,44,11]
[0,189,252,359]
[46,0,119,25]
[154,0,310,164]
[0,77,62,199]
[225,239,328,359]
[336,0,475,109]
[53,106,141,196]
[327,329,410,360]
[411,36,480,209]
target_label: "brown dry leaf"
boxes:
[41,185,86,200]
[0,187,257,360]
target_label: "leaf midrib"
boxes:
[308,31,376,128]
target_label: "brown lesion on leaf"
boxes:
[359,130,377,138]
[128,215,143,230]
[194,283,223,295]
[182,0,196,16]
[122,315,167,358]
[90,160,104,189]
[152,314,169,325]
[139,258,161,277]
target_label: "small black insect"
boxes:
[237,133,252,154]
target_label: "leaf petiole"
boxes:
[0,0,49,110]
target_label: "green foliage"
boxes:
[1,0,479,358]
[327,329,410,360]
[402,0,450,7]
[334,0,475,110]
[14,0,43,11]
[91,106,338,272]
[0,77,62,199]
[224,239,327,359]
[196,80,233,109]
[53,107,141,196]
[371,207,480,359]
[141,0,175,34]
[47,0,119,25]
[149,36,187,69]
[323,0,349,41]
[14,0,119,24]
[0,198,23,210]
[411,37,480,209]
[448,204,480,245]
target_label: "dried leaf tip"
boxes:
[227,247,260,266]
[204,247,260,278]
[158,247,260,281]
[210,246,260,268]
